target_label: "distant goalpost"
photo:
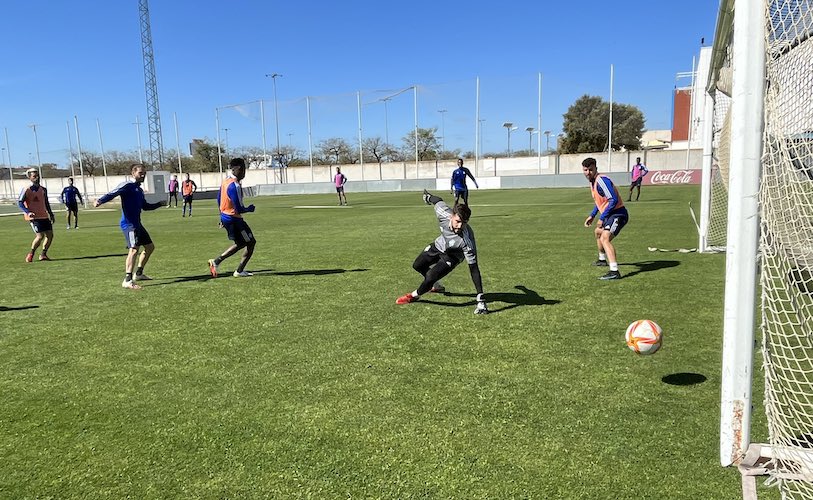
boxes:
[713,0,813,498]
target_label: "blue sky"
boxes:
[0,1,717,167]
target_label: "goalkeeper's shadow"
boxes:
[424,285,560,314]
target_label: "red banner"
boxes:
[641,169,702,185]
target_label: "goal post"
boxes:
[716,0,813,496]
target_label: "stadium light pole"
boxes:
[380,97,392,147]
[265,73,283,164]
[1,147,8,197]
[526,127,536,154]
[503,122,516,158]
[478,119,486,157]
[96,118,109,192]
[222,128,229,155]
[544,130,552,152]
[66,121,76,177]
[438,109,447,154]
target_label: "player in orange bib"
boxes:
[582,157,629,280]
[181,173,197,217]
[18,169,56,262]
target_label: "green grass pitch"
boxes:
[0,186,774,498]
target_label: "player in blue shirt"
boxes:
[450,158,479,205]
[208,158,257,278]
[60,177,84,229]
[95,163,165,289]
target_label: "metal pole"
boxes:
[6,127,16,182]
[383,98,390,146]
[538,72,543,173]
[96,118,109,192]
[438,109,447,154]
[306,96,313,182]
[27,125,41,178]
[357,91,364,179]
[66,121,76,177]
[135,116,144,163]
[475,77,480,176]
[413,85,419,177]
[215,108,223,175]
[74,116,89,204]
[260,99,268,168]
[720,0,765,467]
[173,112,182,175]
[686,55,697,170]
[608,64,614,170]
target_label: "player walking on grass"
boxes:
[18,169,55,262]
[396,190,488,314]
[60,177,84,229]
[451,158,479,205]
[95,163,165,289]
[181,173,197,217]
[208,158,257,278]
[167,174,179,208]
[334,167,348,205]
[582,157,628,280]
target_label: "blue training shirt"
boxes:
[451,167,474,191]
[589,175,627,221]
[97,181,162,228]
[61,186,83,205]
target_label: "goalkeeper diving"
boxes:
[395,190,488,314]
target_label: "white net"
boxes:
[761,0,813,497]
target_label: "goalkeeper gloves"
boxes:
[422,190,432,205]
[474,293,489,315]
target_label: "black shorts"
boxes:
[121,224,153,249]
[601,212,629,236]
[183,195,194,203]
[66,202,79,212]
[30,219,53,233]
[631,178,643,187]
[223,219,255,246]
[336,186,345,193]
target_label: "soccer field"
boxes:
[0,186,773,498]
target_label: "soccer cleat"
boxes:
[233,270,254,277]
[121,280,142,290]
[396,293,418,305]
[38,255,51,261]
[66,225,71,230]
[208,259,219,277]
[133,273,153,281]
[25,253,34,263]
[430,283,445,293]
[592,260,609,267]
[598,270,622,280]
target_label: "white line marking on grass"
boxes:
[0,208,119,217]
[293,205,354,209]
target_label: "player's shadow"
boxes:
[662,372,707,386]
[145,268,368,286]
[0,305,39,312]
[621,260,680,279]
[424,285,560,314]
[266,268,368,276]
[54,253,128,261]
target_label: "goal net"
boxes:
[760,0,813,496]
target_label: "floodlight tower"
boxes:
[139,0,164,170]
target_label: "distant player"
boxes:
[95,163,166,289]
[334,167,348,205]
[18,168,55,262]
[628,157,649,201]
[395,190,488,314]
[582,157,628,280]
[450,158,479,205]
[208,158,257,278]
[167,174,179,208]
[60,177,84,229]
[181,173,197,217]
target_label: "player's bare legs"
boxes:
[137,242,155,272]
[598,230,621,279]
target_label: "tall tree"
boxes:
[560,95,645,153]
[401,127,441,160]
[316,138,355,164]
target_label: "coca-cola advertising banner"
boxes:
[642,169,702,185]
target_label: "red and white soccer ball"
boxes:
[625,320,663,355]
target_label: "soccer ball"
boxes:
[625,320,663,355]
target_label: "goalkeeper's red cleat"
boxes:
[25,253,34,263]
[396,293,418,305]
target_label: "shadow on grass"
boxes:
[620,260,680,279]
[54,253,128,261]
[420,285,560,314]
[662,372,707,386]
[145,268,368,286]
[0,305,40,312]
